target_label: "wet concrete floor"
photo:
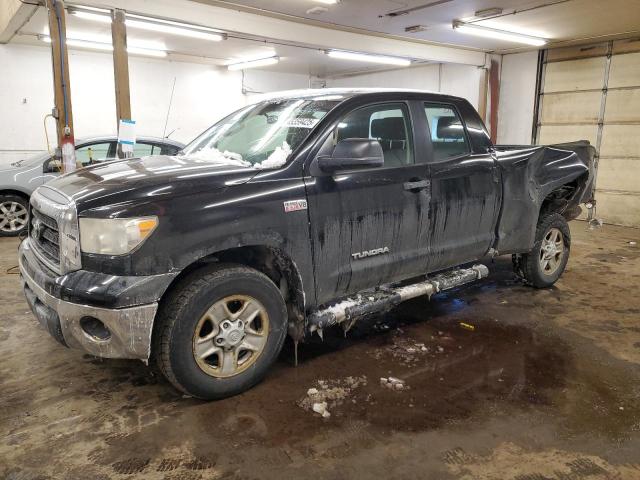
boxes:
[1,222,640,479]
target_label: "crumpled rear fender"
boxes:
[494,141,596,253]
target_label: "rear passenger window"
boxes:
[424,104,470,160]
[337,103,414,167]
[133,143,155,157]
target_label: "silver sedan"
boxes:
[0,136,184,236]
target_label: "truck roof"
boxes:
[252,87,444,103]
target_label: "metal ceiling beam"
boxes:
[0,0,38,43]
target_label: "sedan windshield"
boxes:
[180,97,340,169]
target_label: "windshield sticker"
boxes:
[286,118,320,128]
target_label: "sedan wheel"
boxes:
[0,198,29,235]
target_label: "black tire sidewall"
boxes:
[0,194,29,237]
[166,268,287,399]
[527,214,571,288]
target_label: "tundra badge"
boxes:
[284,199,308,212]
[352,247,390,260]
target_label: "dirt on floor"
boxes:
[1,222,640,480]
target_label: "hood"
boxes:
[47,154,258,212]
[1,152,49,172]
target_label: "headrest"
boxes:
[371,117,406,140]
[436,116,465,140]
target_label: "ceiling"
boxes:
[13,5,435,77]
[11,0,640,77]
[209,0,640,52]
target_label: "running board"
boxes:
[307,264,489,335]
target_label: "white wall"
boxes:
[242,69,310,95]
[0,43,310,165]
[324,63,483,110]
[496,51,539,145]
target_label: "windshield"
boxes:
[180,98,340,169]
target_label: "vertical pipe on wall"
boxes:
[531,49,546,144]
[592,41,613,199]
[45,0,76,172]
[111,8,131,158]
[477,66,489,125]
[488,58,500,144]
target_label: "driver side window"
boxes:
[336,103,414,167]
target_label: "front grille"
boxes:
[30,207,60,269]
[29,185,81,274]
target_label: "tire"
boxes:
[0,194,29,237]
[515,212,571,288]
[154,264,288,400]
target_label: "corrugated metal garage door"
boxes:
[535,39,640,227]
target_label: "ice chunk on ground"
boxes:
[312,401,328,416]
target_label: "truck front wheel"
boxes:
[154,264,288,400]
[515,213,571,288]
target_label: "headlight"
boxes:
[79,216,158,255]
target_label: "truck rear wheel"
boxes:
[515,213,571,288]
[154,264,287,400]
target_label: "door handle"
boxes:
[403,179,431,192]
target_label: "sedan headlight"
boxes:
[79,216,158,255]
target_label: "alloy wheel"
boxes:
[0,201,28,233]
[192,295,269,378]
[539,227,565,275]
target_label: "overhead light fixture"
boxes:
[452,21,547,46]
[227,56,280,71]
[405,25,427,33]
[125,15,225,42]
[326,50,411,66]
[38,35,167,57]
[68,6,225,42]
[312,0,340,4]
[67,6,112,23]
[474,7,503,18]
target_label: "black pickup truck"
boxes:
[19,89,595,399]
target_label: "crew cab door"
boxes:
[305,101,431,305]
[422,102,501,271]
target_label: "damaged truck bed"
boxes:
[19,88,595,399]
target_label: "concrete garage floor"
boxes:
[1,222,640,480]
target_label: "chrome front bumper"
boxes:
[19,241,158,361]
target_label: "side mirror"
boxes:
[316,138,384,174]
[43,157,61,174]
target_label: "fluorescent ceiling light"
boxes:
[313,0,340,4]
[227,56,280,70]
[326,50,411,66]
[39,35,167,57]
[69,7,225,42]
[70,10,112,23]
[125,17,225,42]
[125,46,168,57]
[452,21,547,46]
